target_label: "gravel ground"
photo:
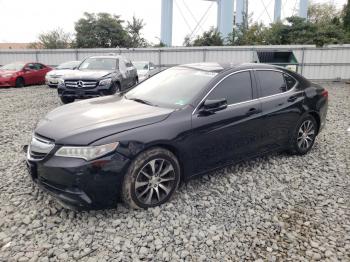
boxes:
[0,83,349,261]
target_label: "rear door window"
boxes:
[119,59,127,74]
[207,71,253,104]
[257,70,286,97]
[27,63,36,70]
[35,63,45,70]
[284,73,297,90]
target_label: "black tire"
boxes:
[288,115,318,155]
[60,96,75,104]
[122,147,181,209]
[15,77,25,87]
[109,82,120,95]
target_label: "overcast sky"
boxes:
[0,0,346,46]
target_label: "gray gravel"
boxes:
[0,83,349,261]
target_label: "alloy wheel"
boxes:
[134,158,176,205]
[297,120,315,150]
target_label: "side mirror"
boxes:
[199,98,227,115]
[150,66,155,70]
[23,67,30,71]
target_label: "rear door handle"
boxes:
[288,95,298,102]
[246,107,259,116]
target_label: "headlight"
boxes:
[57,79,65,86]
[99,78,112,86]
[55,142,118,161]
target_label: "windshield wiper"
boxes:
[127,97,157,106]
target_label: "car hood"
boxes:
[46,69,75,77]
[35,96,174,145]
[62,70,114,80]
[0,70,18,75]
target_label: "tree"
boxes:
[75,12,130,48]
[282,16,317,45]
[127,16,148,47]
[185,27,223,46]
[227,23,267,46]
[308,1,340,24]
[343,0,350,32]
[29,28,72,49]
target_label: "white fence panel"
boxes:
[303,65,350,80]
[0,45,350,79]
[161,49,204,66]
[0,51,37,64]
[206,49,253,63]
[304,48,350,64]
[37,50,77,65]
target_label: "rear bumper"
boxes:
[26,152,131,210]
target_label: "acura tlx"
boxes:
[25,62,328,210]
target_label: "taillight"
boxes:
[321,89,328,99]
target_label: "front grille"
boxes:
[28,135,55,161]
[65,80,98,89]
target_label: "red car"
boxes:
[0,62,52,87]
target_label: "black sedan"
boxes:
[26,63,328,210]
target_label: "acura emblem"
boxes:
[77,81,84,88]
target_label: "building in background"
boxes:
[0,43,30,49]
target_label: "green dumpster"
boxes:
[255,51,299,72]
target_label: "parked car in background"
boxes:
[57,55,138,104]
[133,61,159,82]
[0,62,52,87]
[45,61,80,88]
[26,62,328,210]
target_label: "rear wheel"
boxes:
[288,115,317,155]
[15,77,25,87]
[122,147,180,209]
[60,96,75,104]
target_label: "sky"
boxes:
[0,0,347,46]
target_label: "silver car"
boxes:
[133,61,159,82]
[45,61,81,87]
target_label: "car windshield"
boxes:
[78,58,117,70]
[56,61,80,70]
[0,62,25,71]
[133,62,149,70]
[125,67,217,109]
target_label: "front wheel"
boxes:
[60,96,75,104]
[108,82,120,95]
[288,115,317,155]
[122,147,181,209]
[15,77,25,87]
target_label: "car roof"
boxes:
[178,62,284,73]
[88,55,123,59]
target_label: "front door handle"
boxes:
[246,107,259,116]
[288,95,298,102]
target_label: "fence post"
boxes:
[158,48,162,69]
[35,50,39,62]
[300,48,305,76]
[203,48,207,62]
[75,49,79,60]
